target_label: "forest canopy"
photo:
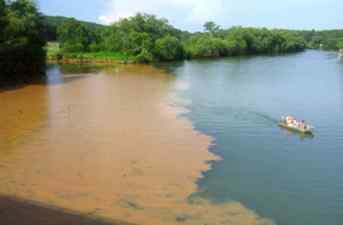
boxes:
[53,14,308,63]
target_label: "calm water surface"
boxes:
[162,50,343,225]
[1,50,342,225]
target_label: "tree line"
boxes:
[1,1,342,86]
[299,29,343,50]
[43,15,105,42]
[54,14,307,63]
[0,0,46,85]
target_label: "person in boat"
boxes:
[301,120,306,130]
[293,120,298,127]
[282,116,312,132]
[286,116,294,125]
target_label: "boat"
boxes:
[278,116,314,134]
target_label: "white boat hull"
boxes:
[279,122,313,134]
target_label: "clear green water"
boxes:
[160,50,343,225]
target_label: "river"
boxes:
[0,50,342,225]
[160,50,343,225]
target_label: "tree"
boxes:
[0,0,6,41]
[203,21,220,35]
[298,29,343,50]
[226,28,248,55]
[226,36,247,55]
[4,0,45,46]
[0,0,46,85]
[127,31,153,54]
[52,12,307,64]
[0,0,4,12]
[154,35,184,61]
[57,18,95,52]
[185,34,229,58]
[337,40,343,50]
[97,13,183,59]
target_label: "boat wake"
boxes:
[241,108,279,125]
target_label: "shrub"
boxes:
[134,48,154,63]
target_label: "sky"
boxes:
[38,0,342,31]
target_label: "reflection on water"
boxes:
[0,64,272,225]
[45,64,103,85]
[278,127,315,140]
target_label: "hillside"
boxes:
[43,16,106,41]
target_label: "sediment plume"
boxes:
[0,65,274,225]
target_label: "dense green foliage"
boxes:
[0,0,46,85]
[43,16,104,41]
[54,13,187,63]
[154,35,184,61]
[99,13,185,62]
[57,18,99,52]
[43,15,343,59]
[300,29,343,50]
[54,14,306,63]
[185,26,306,58]
[185,35,229,58]
[203,21,221,35]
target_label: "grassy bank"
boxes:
[46,42,133,64]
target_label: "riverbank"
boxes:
[46,42,133,64]
[0,64,273,225]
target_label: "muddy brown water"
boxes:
[0,64,272,225]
